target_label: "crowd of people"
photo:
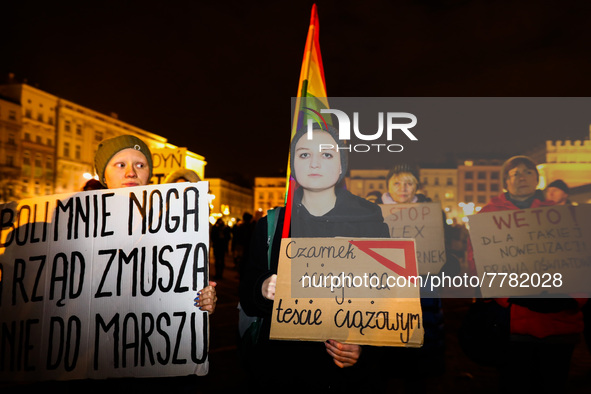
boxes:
[4,132,588,393]
[93,133,589,393]
[235,128,589,393]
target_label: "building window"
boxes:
[25,109,32,118]
[491,171,500,180]
[37,113,43,122]
[465,171,473,179]
[6,155,14,166]
[24,132,31,141]
[64,142,70,158]
[490,183,499,192]
[434,177,439,186]
[75,145,81,160]
[8,133,16,145]
[47,138,53,147]
[48,116,54,125]
[8,110,16,121]
[23,151,31,165]
[477,183,486,192]
[36,136,42,144]
[478,171,486,180]
[95,131,103,141]
[35,181,40,195]
[446,177,453,186]
[65,120,71,132]
[35,153,42,168]
[477,195,487,203]
[465,194,473,203]
[76,124,82,135]
[465,183,473,191]
[45,157,53,175]
[423,177,428,185]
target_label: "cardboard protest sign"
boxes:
[380,202,446,275]
[270,238,424,347]
[151,148,186,184]
[468,205,591,298]
[0,182,210,382]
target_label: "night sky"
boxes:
[3,0,591,185]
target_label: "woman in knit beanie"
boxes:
[93,134,217,313]
[94,134,153,188]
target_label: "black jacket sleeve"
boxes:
[238,210,285,318]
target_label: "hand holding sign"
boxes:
[262,274,277,300]
[325,339,362,368]
[195,281,218,314]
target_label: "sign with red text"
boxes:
[0,183,210,382]
[380,202,446,275]
[270,238,424,347]
[468,205,591,298]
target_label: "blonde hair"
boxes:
[389,172,418,187]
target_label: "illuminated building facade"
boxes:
[0,95,23,202]
[421,168,459,224]
[206,178,253,226]
[528,128,591,202]
[457,159,503,221]
[0,82,206,201]
[253,177,286,214]
[346,169,388,200]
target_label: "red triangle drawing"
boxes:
[348,240,418,279]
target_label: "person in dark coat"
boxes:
[378,163,446,393]
[239,124,389,393]
[467,156,586,393]
[211,218,228,279]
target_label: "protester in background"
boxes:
[446,224,469,274]
[232,212,254,268]
[211,218,229,280]
[379,163,446,393]
[239,124,389,393]
[94,134,217,313]
[365,190,382,203]
[545,179,571,205]
[467,155,585,393]
[378,164,429,204]
[82,178,105,191]
[164,167,201,183]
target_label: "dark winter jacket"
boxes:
[239,186,389,391]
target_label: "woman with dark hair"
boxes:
[239,124,389,393]
[467,155,586,393]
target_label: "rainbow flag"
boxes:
[283,4,330,238]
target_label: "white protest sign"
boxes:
[0,182,210,382]
[270,238,424,348]
[468,204,591,298]
[151,148,186,184]
[380,202,446,275]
